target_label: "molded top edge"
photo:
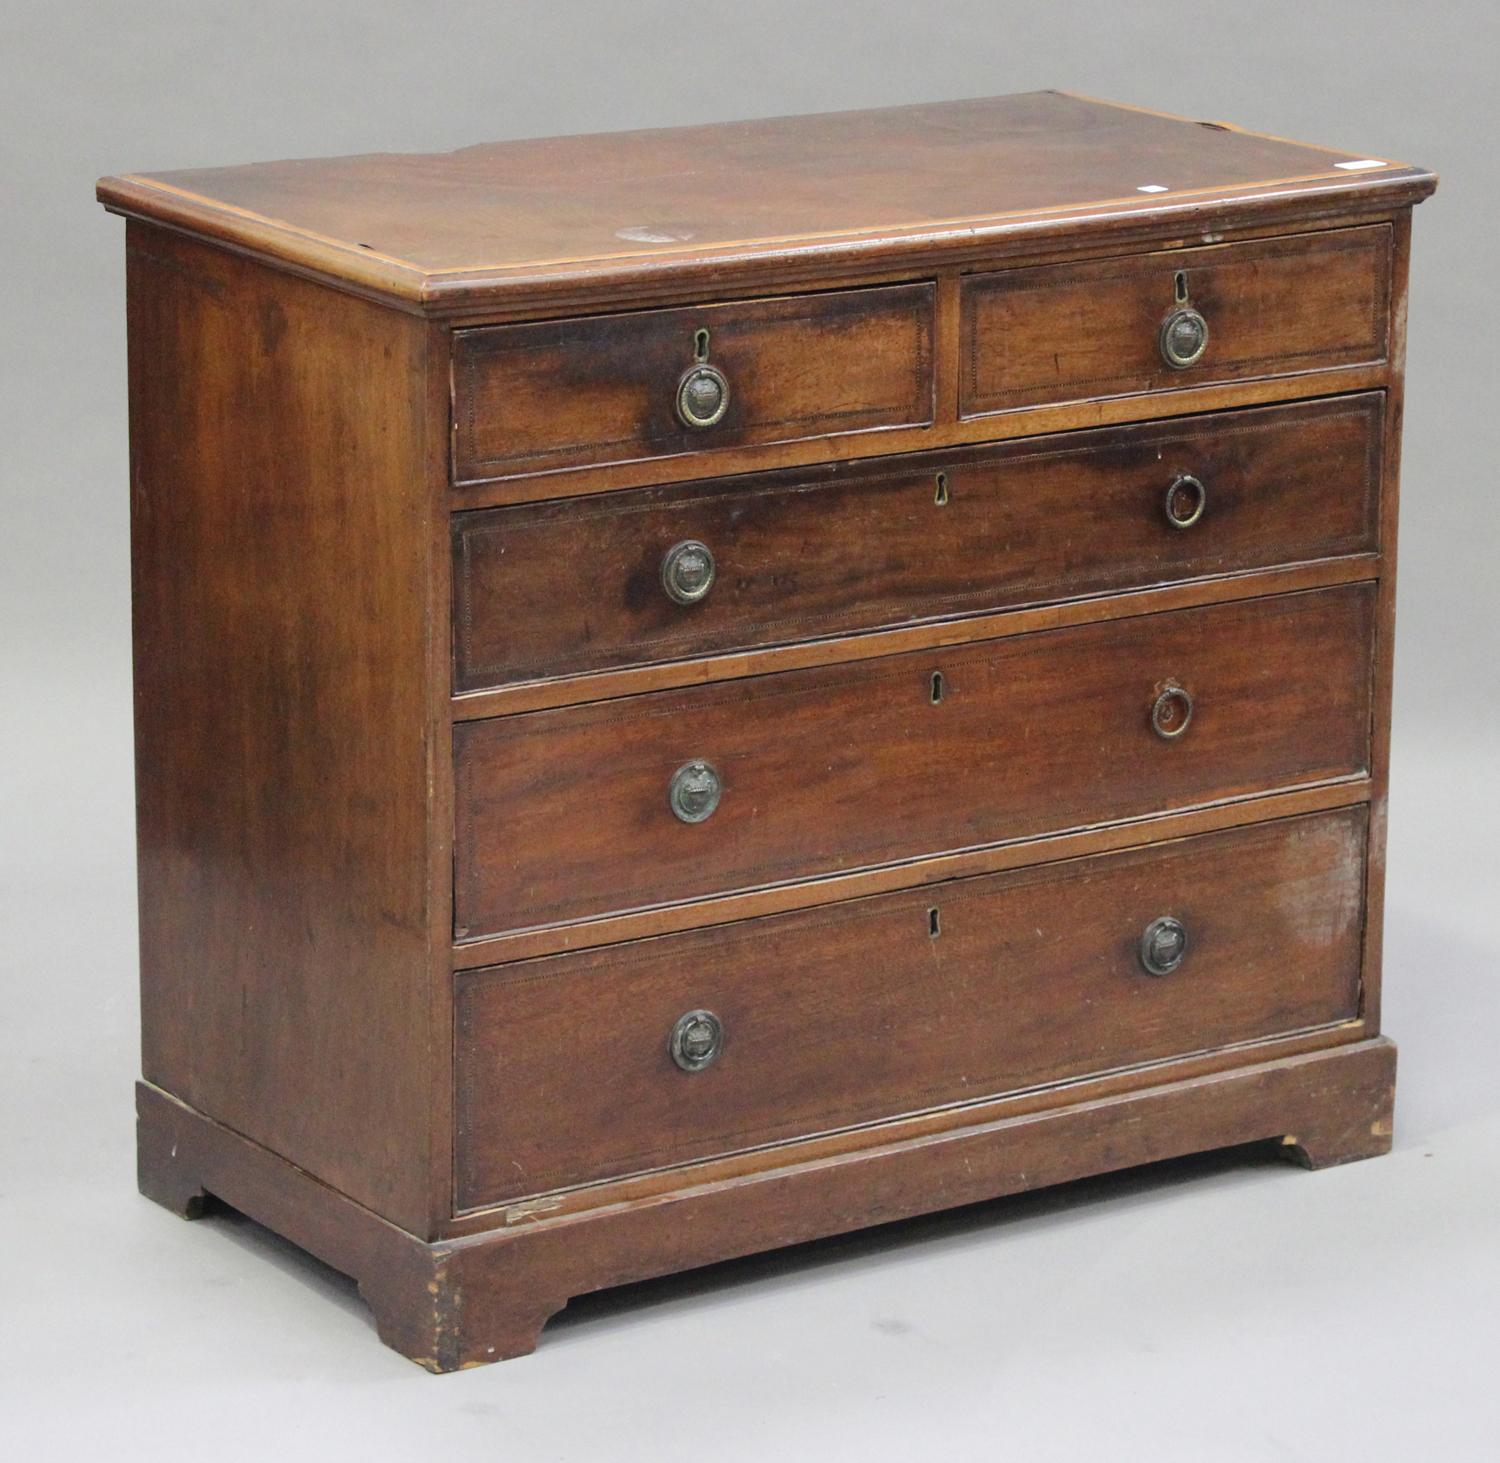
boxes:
[98,91,1437,313]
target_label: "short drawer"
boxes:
[455,806,1368,1207]
[452,283,935,482]
[453,583,1374,937]
[453,393,1382,691]
[960,224,1391,418]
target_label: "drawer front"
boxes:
[452,283,935,482]
[456,807,1368,1207]
[960,225,1391,418]
[453,393,1382,691]
[454,584,1373,937]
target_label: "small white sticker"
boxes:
[1137,184,1169,193]
[615,225,696,243]
[1335,159,1387,171]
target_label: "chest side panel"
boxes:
[129,223,442,1231]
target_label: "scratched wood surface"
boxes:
[97,92,1433,315]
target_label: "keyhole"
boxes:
[1175,270,1189,304]
[934,472,950,507]
[694,328,711,362]
[928,907,941,938]
[930,671,945,704]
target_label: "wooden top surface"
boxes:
[99,91,1434,315]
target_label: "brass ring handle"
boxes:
[1151,684,1194,739]
[676,363,730,429]
[1159,306,1209,369]
[1164,474,1207,529]
[661,540,716,605]
[670,1009,724,1071]
[1139,916,1187,976]
[668,759,722,823]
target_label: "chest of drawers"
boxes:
[99,92,1436,1370]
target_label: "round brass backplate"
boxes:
[1151,684,1194,739]
[1164,474,1207,529]
[1158,306,1209,369]
[1140,916,1188,976]
[668,759,722,823]
[661,540,717,605]
[675,363,730,429]
[670,1009,724,1071]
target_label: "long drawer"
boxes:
[453,393,1382,691]
[452,282,935,482]
[960,225,1391,417]
[455,806,1368,1208]
[453,583,1374,937]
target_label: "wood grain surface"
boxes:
[454,583,1375,936]
[1357,208,1414,1043]
[453,393,1382,690]
[456,807,1367,1206]
[138,1036,1398,1367]
[453,283,934,481]
[961,225,1391,416]
[109,92,1432,1367]
[127,222,442,1231]
[97,93,1433,317]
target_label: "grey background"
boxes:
[3,3,1496,1458]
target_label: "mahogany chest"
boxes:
[99,92,1436,1370]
